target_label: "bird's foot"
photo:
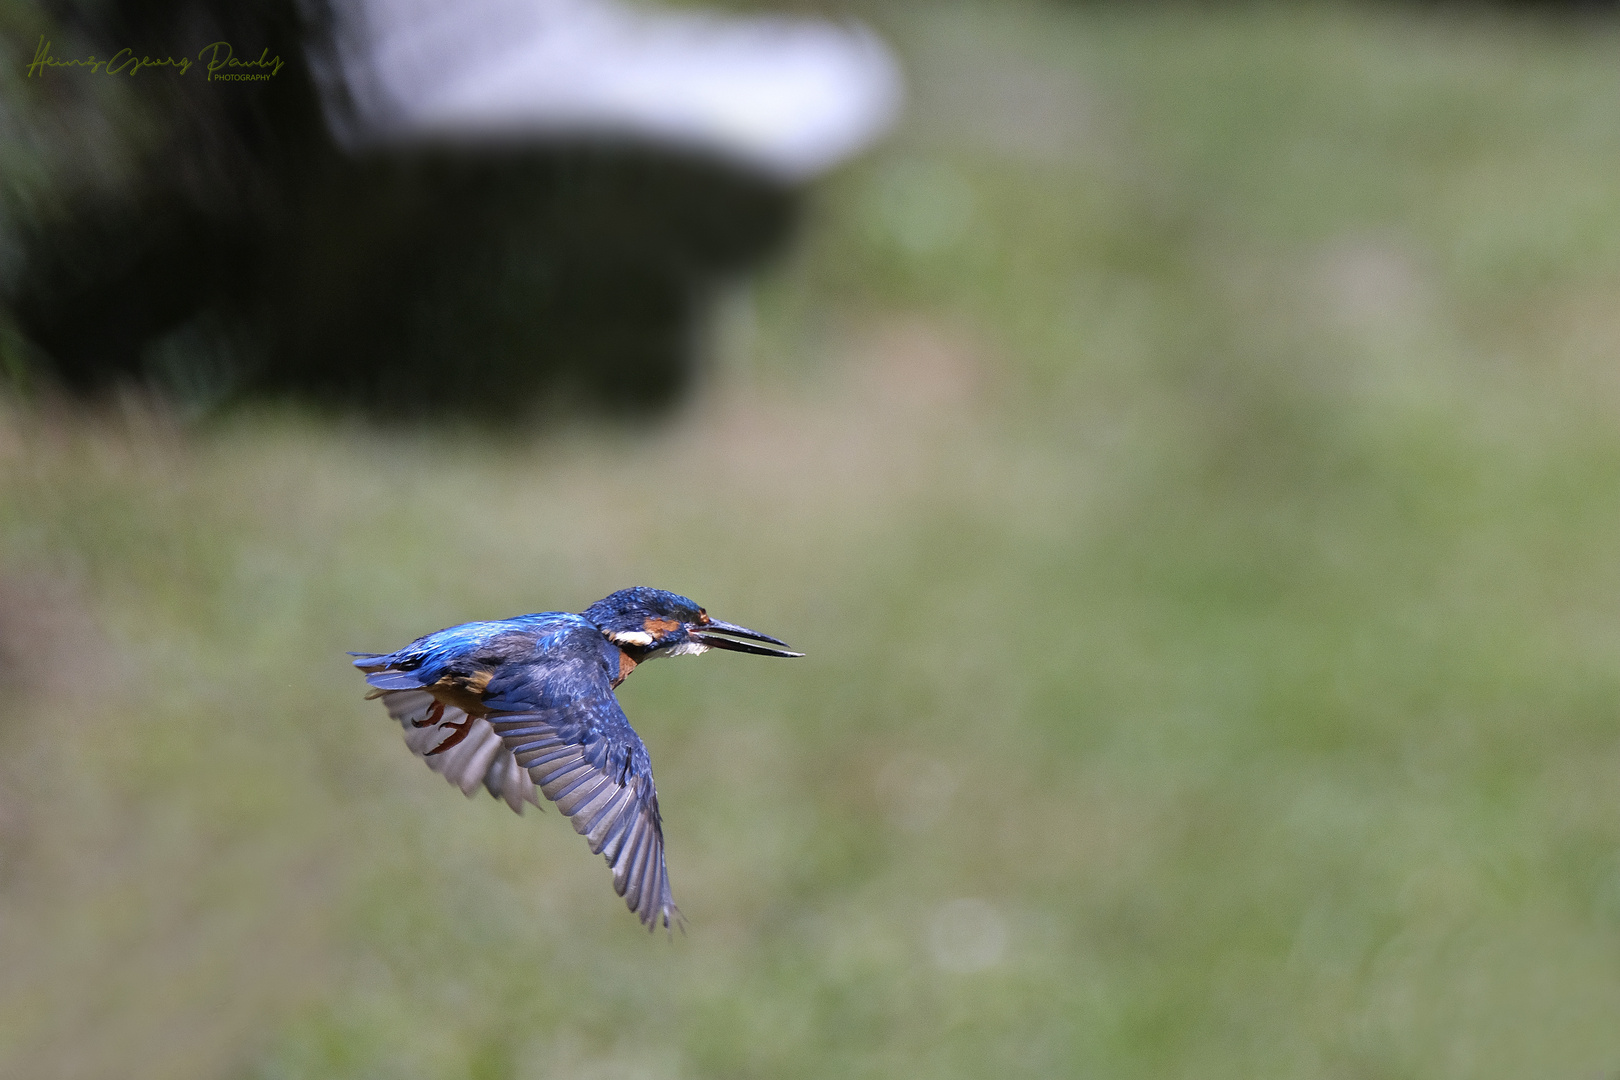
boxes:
[427,716,475,756]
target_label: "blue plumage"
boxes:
[352,587,801,930]
[353,611,571,686]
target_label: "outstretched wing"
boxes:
[375,690,539,813]
[358,637,679,931]
[480,656,680,932]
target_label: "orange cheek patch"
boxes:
[643,617,680,636]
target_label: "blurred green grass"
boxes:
[6,2,1620,1077]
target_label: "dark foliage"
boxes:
[12,0,800,419]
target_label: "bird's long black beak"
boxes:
[692,619,804,658]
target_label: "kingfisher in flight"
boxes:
[351,587,801,930]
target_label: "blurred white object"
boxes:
[314,0,903,180]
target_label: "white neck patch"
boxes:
[657,640,711,658]
[609,630,655,646]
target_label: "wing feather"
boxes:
[599,807,635,863]
[557,776,611,816]
[584,785,635,848]
[539,759,596,798]
[377,690,539,811]
[636,835,662,924]
[485,753,532,813]
[566,780,619,823]
[620,818,651,910]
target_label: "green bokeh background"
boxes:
[5,2,1620,1077]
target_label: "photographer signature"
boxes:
[26,36,285,81]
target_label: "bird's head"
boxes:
[583,587,803,661]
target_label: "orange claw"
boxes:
[427,716,474,756]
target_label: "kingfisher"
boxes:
[351,587,801,930]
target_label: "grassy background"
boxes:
[6,1,1620,1077]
